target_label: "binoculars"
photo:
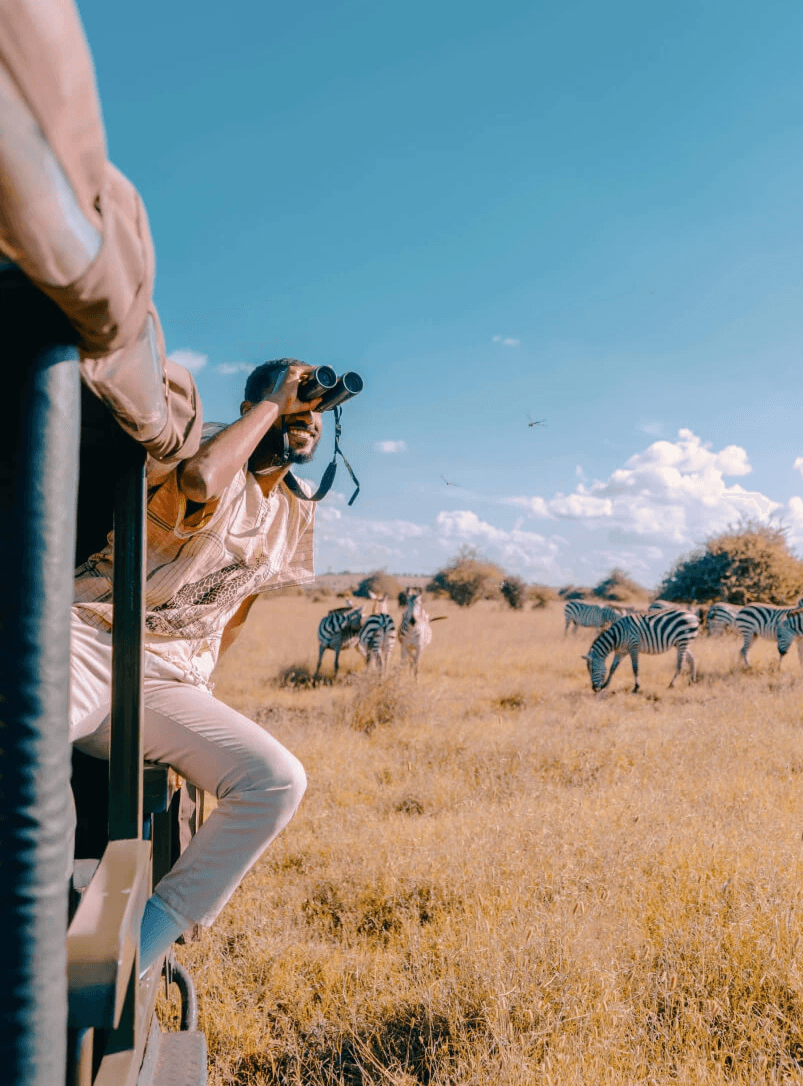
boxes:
[297,365,364,412]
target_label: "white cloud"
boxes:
[314,507,567,577]
[782,496,803,550]
[168,349,208,374]
[312,430,803,585]
[373,440,408,454]
[503,429,778,545]
[216,362,253,376]
[492,335,520,347]
[637,419,663,436]
[434,510,563,569]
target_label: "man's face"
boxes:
[280,409,323,464]
[249,408,323,470]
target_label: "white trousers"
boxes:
[69,612,306,926]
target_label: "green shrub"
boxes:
[658,520,803,605]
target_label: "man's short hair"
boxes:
[244,359,306,403]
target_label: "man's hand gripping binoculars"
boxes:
[275,364,363,413]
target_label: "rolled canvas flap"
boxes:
[35,165,153,355]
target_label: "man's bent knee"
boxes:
[224,745,307,811]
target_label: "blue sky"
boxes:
[79,0,803,587]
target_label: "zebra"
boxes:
[583,609,700,693]
[706,601,740,636]
[776,609,803,667]
[563,600,621,636]
[358,594,397,674]
[398,591,433,677]
[734,602,803,667]
[313,603,364,680]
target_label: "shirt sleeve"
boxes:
[146,464,223,540]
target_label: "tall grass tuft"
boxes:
[339,672,415,734]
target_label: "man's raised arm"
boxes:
[178,363,320,502]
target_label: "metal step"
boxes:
[138,1025,207,1086]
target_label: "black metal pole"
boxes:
[108,443,146,842]
[0,270,80,1086]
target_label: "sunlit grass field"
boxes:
[164,595,803,1084]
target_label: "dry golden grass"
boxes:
[162,598,803,1084]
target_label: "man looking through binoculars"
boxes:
[183,359,325,500]
[71,359,356,972]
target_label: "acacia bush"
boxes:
[427,548,504,607]
[592,567,647,602]
[500,576,526,610]
[658,520,803,604]
[558,584,592,600]
[354,570,403,600]
[528,584,559,609]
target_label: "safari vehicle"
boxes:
[0,270,207,1086]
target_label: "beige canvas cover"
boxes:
[0,0,201,462]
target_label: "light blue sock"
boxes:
[139,893,191,975]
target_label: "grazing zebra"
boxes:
[706,601,740,636]
[777,609,803,667]
[398,591,433,677]
[734,602,803,667]
[358,595,397,674]
[313,604,364,680]
[583,609,700,693]
[563,600,621,636]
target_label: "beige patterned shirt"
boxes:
[74,464,315,687]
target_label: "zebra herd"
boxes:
[312,590,803,692]
[704,600,803,667]
[314,591,435,681]
[566,597,803,693]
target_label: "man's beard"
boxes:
[287,443,317,465]
[249,422,321,470]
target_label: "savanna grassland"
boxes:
[162,595,803,1085]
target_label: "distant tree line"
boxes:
[424,549,648,610]
[344,521,803,613]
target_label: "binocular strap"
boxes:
[282,407,360,506]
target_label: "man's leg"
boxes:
[73,658,307,962]
[145,681,307,928]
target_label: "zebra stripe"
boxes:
[358,613,397,673]
[563,600,621,636]
[398,592,433,677]
[777,609,803,664]
[649,600,703,620]
[706,602,740,636]
[313,604,364,679]
[734,603,803,666]
[583,610,700,693]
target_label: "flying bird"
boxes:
[527,414,546,428]
[440,474,459,487]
